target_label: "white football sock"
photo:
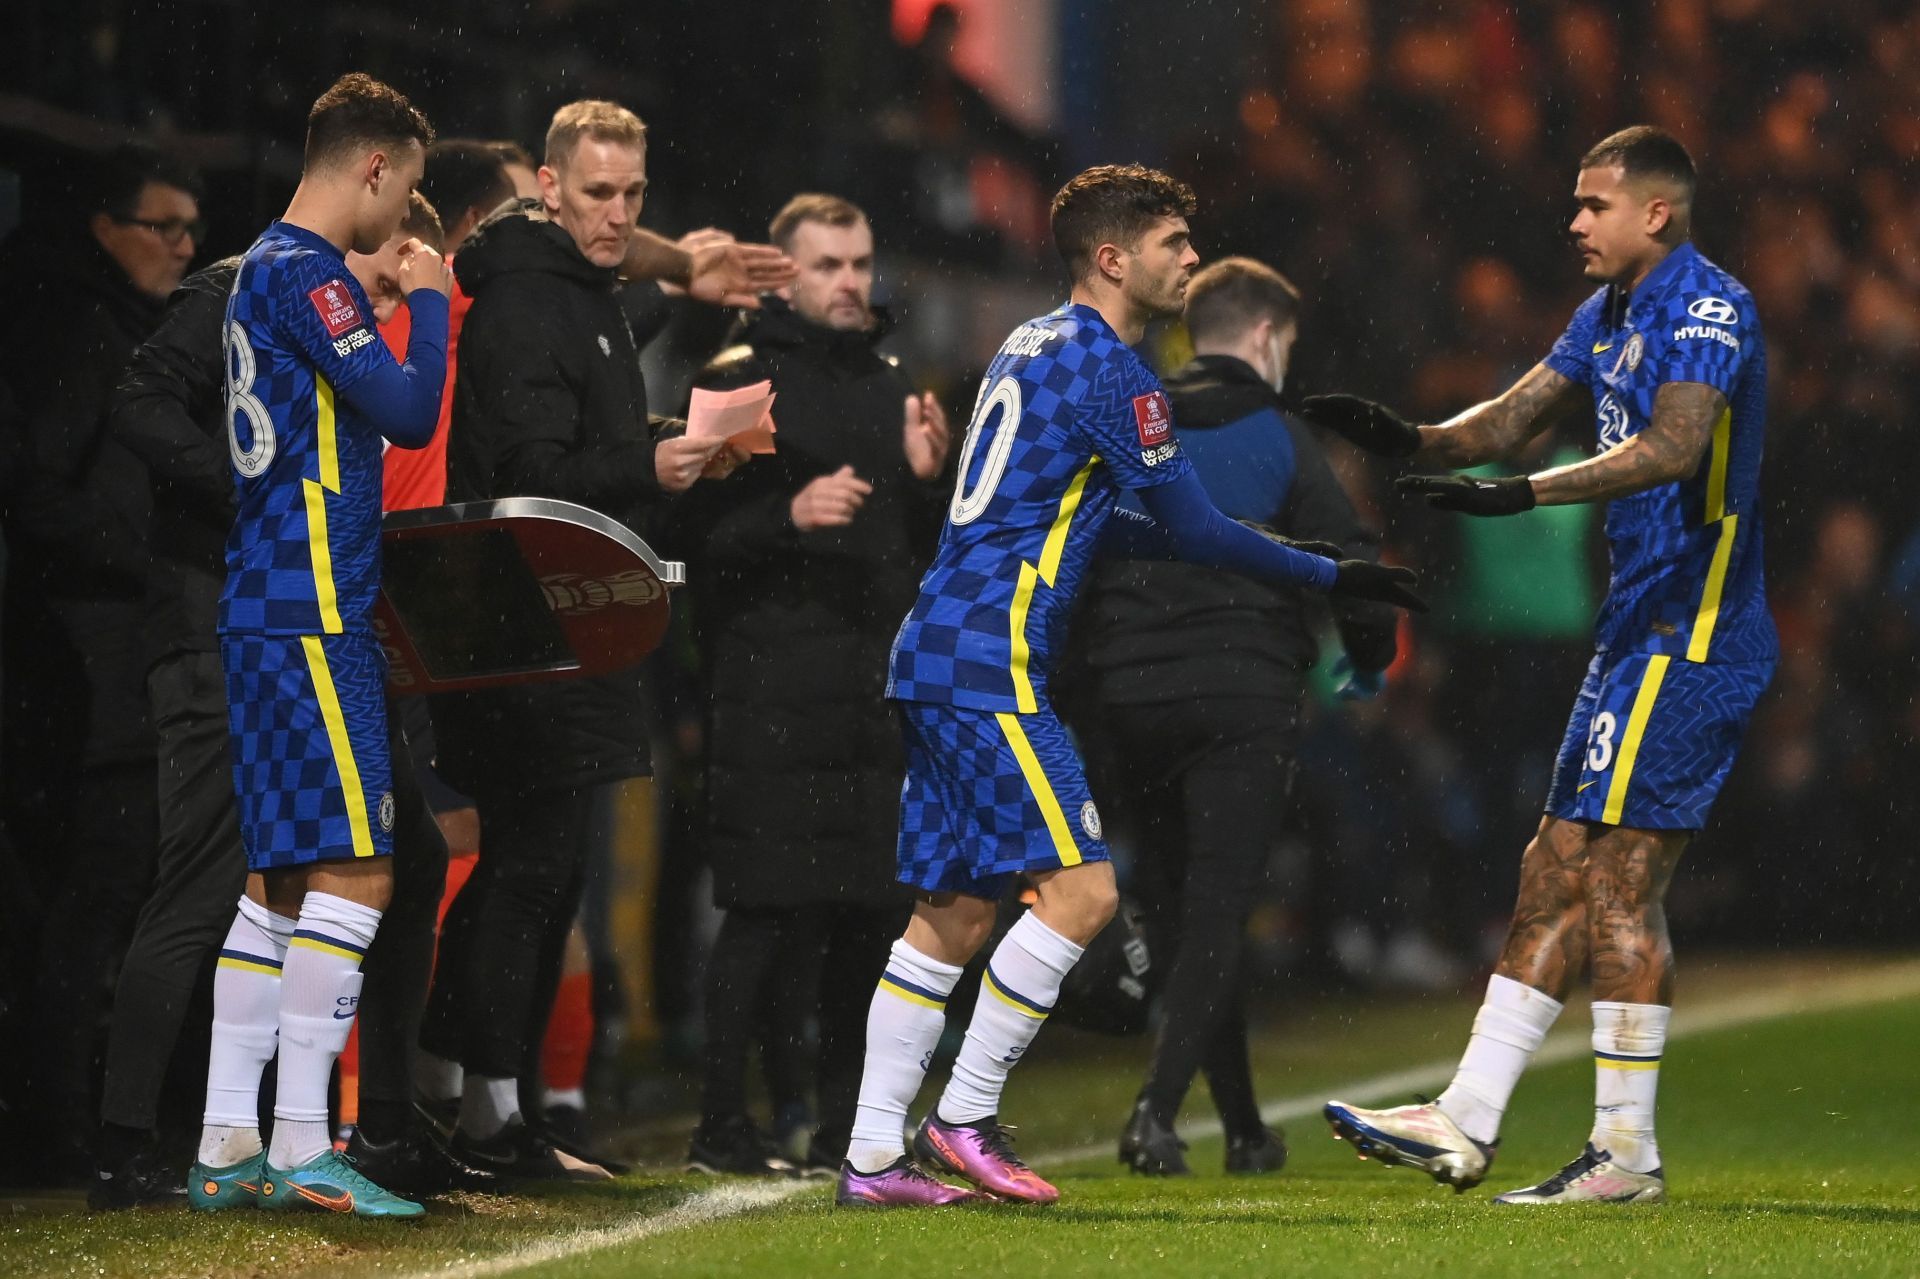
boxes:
[268,893,380,1169]
[199,897,295,1165]
[414,1050,464,1103]
[847,939,964,1173]
[459,1074,523,1142]
[1590,1001,1670,1173]
[1437,974,1563,1144]
[937,913,1083,1125]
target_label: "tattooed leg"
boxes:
[1583,825,1689,1005]
[1492,815,1591,1002]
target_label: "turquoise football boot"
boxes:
[187,1152,266,1211]
[259,1148,425,1218]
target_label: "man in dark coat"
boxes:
[0,145,202,1175]
[679,194,949,1175]
[1068,256,1398,1176]
[420,100,737,1179]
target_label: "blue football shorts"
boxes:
[221,631,395,870]
[895,701,1110,899]
[1545,650,1773,831]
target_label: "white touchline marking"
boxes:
[401,958,1920,1277]
[1034,958,1920,1167]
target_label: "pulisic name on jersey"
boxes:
[1002,325,1056,359]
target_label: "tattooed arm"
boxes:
[1528,381,1725,507]
[1415,363,1588,469]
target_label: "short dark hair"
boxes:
[1050,164,1197,282]
[422,139,513,226]
[400,189,444,246]
[304,73,435,172]
[1185,257,1302,345]
[487,140,537,172]
[91,143,203,217]
[1580,125,1696,196]
[768,193,867,252]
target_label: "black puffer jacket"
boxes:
[676,298,945,908]
[430,203,672,796]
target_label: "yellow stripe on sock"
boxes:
[878,976,946,1011]
[216,956,283,978]
[301,635,375,858]
[994,711,1080,867]
[983,969,1048,1020]
[288,935,365,962]
[1596,1057,1662,1071]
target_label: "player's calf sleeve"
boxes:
[1590,1001,1670,1173]
[1437,974,1564,1144]
[200,898,296,1165]
[847,939,964,1172]
[268,892,381,1169]
[938,914,1084,1125]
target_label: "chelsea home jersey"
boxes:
[887,302,1194,713]
[221,222,397,635]
[1544,242,1777,665]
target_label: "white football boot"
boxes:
[1494,1143,1665,1204]
[1322,1098,1496,1191]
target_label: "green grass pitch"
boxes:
[8,956,1919,1278]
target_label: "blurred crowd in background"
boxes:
[1,0,1914,1106]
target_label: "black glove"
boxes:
[1237,519,1343,560]
[1331,560,1428,613]
[1296,393,1422,458]
[1395,473,1537,516]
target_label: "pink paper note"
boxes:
[688,381,778,454]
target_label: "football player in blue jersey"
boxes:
[188,73,450,1220]
[1316,126,1776,1204]
[836,165,1424,1209]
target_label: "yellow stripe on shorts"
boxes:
[994,711,1081,867]
[301,635,376,858]
[1601,655,1672,826]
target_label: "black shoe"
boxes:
[686,1116,796,1177]
[88,1148,188,1210]
[1224,1126,1288,1175]
[453,1119,614,1182]
[345,1124,504,1196]
[797,1140,844,1181]
[531,1111,630,1176]
[415,1096,460,1140]
[1118,1100,1190,1176]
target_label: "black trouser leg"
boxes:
[758,909,822,1121]
[698,906,793,1126]
[31,757,159,1145]
[811,904,907,1156]
[441,787,594,1082]
[1121,700,1296,1131]
[1198,989,1264,1138]
[99,653,247,1135]
[353,700,449,1140]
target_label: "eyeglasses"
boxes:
[113,215,206,247]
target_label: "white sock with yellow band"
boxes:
[198,897,297,1166]
[268,892,382,1169]
[1590,1001,1670,1173]
[938,913,1083,1125]
[847,939,964,1173]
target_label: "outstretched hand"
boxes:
[1330,560,1428,613]
[1296,393,1422,458]
[1395,473,1537,516]
[685,231,797,308]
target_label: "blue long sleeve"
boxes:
[338,287,449,449]
[1096,504,1180,560]
[1134,469,1339,590]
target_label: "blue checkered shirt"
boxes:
[220,222,398,635]
[887,302,1194,712]
[1544,243,1777,664]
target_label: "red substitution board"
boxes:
[374,497,685,694]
